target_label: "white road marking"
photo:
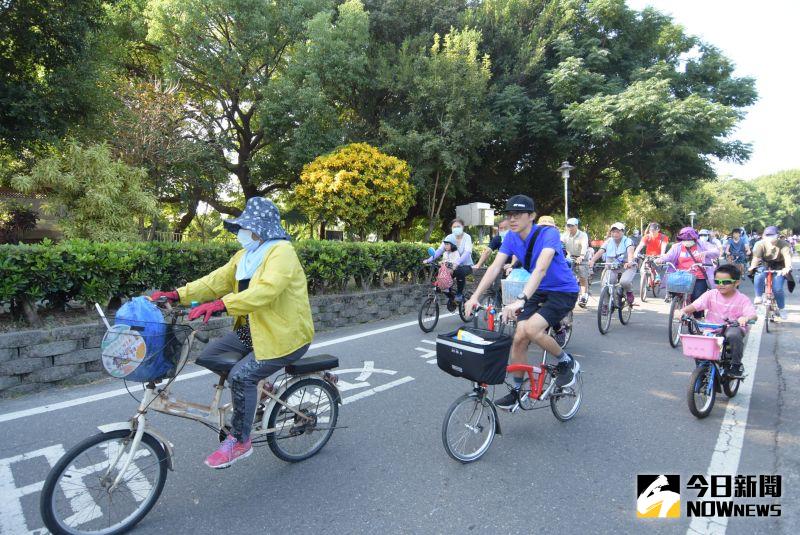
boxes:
[0,444,66,535]
[414,346,437,364]
[341,376,415,405]
[686,314,765,535]
[0,315,453,424]
[421,339,436,346]
[355,361,375,382]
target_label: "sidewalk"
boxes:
[774,259,800,533]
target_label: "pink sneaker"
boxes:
[204,435,252,469]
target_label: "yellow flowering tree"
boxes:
[295,143,415,240]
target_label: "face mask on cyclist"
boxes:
[237,228,261,252]
[699,236,708,242]
[682,240,696,248]
[766,235,778,244]
[499,230,509,239]
[452,226,464,237]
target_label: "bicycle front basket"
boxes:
[101,319,192,382]
[436,327,512,385]
[665,271,696,294]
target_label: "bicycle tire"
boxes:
[722,376,741,398]
[442,392,497,463]
[668,296,683,348]
[458,291,473,322]
[597,286,613,334]
[418,296,439,333]
[267,377,339,463]
[40,430,168,535]
[687,365,715,418]
[618,298,632,325]
[550,372,583,421]
[651,280,662,298]
[640,270,649,302]
[764,299,772,333]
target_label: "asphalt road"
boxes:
[1,265,798,535]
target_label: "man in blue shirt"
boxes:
[465,194,580,410]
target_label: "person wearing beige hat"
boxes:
[538,215,556,226]
[589,222,637,306]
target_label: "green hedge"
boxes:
[1,239,487,314]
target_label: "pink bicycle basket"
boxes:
[679,334,723,361]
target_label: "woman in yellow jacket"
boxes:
[151,197,314,468]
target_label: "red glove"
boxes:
[187,299,226,323]
[150,290,179,303]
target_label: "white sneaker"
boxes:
[754,297,763,305]
[778,309,788,321]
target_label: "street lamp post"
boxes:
[689,211,697,228]
[558,161,575,222]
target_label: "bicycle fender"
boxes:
[98,422,176,471]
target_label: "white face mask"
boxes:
[699,236,708,242]
[683,240,696,248]
[237,229,261,252]
[499,230,509,239]
[452,226,464,237]
[766,235,778,244]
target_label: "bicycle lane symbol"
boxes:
[0,360,414,534]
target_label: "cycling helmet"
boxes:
[676,227,699,241]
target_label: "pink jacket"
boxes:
[658,241,720,288]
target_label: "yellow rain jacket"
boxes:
[177,241,314,360]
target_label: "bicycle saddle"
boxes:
[195,352,243,373]
[286,354,339,374]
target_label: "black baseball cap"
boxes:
[504,194,535,213]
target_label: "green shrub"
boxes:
[0,239,433,324]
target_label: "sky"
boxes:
[626,0,800,180]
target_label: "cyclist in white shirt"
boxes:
[589,222,636,306]
[561,217,590,307]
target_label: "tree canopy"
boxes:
[0,0,771,239]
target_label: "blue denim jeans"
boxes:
[754,269,785,309]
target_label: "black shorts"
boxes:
[517,290,578,327]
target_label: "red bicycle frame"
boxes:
[507,364,548,400]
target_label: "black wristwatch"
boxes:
[516,292,528,301]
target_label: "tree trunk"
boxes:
[320,220,327,240]
[20,297,42,328]
[175,198,199,235]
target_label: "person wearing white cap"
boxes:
[562,217,590,307]
[699,229,723,257]
[748,226,793,319]
[589,222,637,306]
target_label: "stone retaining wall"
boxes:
[0,284,434,398]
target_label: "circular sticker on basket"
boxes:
[101,324,147,378]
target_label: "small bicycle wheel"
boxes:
[442,392,497,463]
[668,296,684,348]
[266,377,339,462]
[597,286,613,334]
[722,376,741,398]
[458,291,473,322]
[687,364,716,418]
[639,270,649,302]
[651,277,662,298]
[550,372,583,421]
[40,430,168,535]
[418,296,439,333]
[553,310,573,349]
[618,298,632,325]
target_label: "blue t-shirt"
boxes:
[499,225,579,293]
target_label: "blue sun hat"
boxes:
[223,197,290,241]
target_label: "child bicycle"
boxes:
[637,254,663,302]
[680,316,755,418]
[663,261,710,348]
[418,262,472,332]
[40,299,341,535]
[438,305,583,463]
[749,268,782,332]
[595,261,634,334]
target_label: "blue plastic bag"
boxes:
[507,268,531,282]
[114,297,171,382]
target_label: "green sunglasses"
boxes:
[714,278,737,286]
